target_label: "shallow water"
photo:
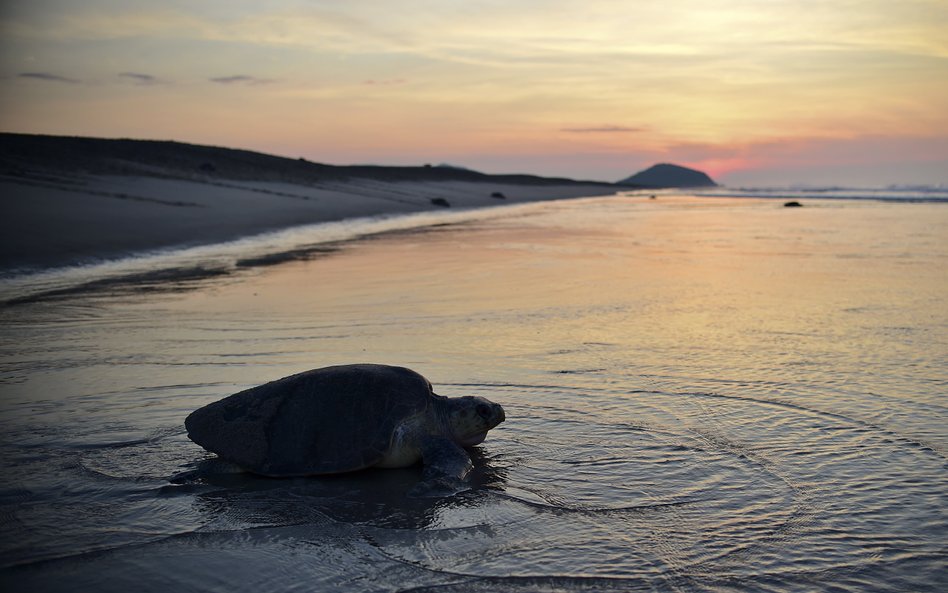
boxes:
[1,195,946,592]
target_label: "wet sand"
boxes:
[1,195,945,592]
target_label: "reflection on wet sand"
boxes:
[1,196,946,592]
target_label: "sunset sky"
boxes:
[1,0,946,185]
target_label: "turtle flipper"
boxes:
[410,436,473,497]
[420,436,473,480]
[169,457,246,483]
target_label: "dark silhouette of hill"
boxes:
[0,133,612,187]
[618,163,717,188]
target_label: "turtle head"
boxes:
[441,395,505,447]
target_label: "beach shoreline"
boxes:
[0,133,618,272]
[0,175,616,272]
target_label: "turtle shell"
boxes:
[184,364,435,476]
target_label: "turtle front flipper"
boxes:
[169,457,247,484]
[420,435,473,480]
[410,436,473,497]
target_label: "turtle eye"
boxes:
[476,403,491,419]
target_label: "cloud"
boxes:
[561,125,644,133]
[118,72,163,85]
[18,72,80,84]
[363,78,407,86]
[208,75,274,85]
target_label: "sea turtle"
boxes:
[184,364,505,487]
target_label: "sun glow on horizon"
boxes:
[1,0,946,185]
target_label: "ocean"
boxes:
[1,189,946,592]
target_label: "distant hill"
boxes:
[618,163,717,188]
[0,133,612,187]
[433,163,478,173]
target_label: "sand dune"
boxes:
[0,134,616,271]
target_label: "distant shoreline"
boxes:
[0,133,618,272]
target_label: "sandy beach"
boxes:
[0,133,617,271]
